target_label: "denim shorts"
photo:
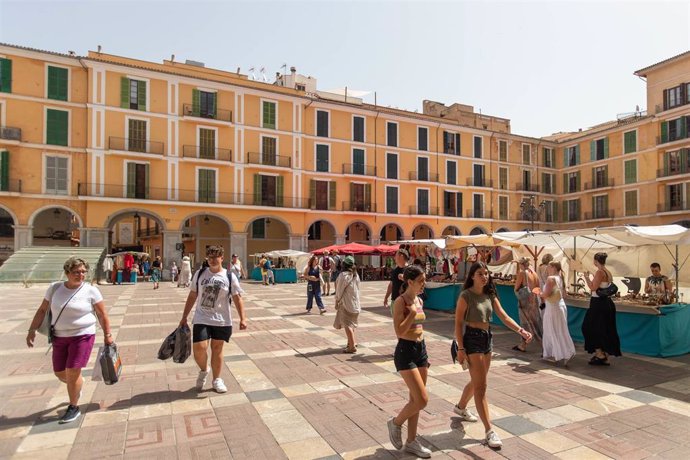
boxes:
[394,338,429,371]
[463,326,492,355]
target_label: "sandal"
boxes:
[343,347,357,354]
[512,345,526,352]
[588,356,610,366]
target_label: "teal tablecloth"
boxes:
[251,266,263,281]
[250,267,297,283]
[425,283,690,357]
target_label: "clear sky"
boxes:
[1,0,688,137]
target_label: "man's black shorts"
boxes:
[193,324,233,343]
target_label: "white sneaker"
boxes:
[387,417,403,450]
[196,368,209,390]
[404,438,431,458]
[453,405,478,422]
[485,430,503,448]
[212,378,227,393]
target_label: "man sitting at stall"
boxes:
[645,263,674,304]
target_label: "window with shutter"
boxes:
[499,167,507,190]
[386,153,397,179]
[543,148,554,168]
[473,194,483,218]
[498,196,508,220]
[199,129,216,159]
[45,155,68,194]
[0,58,12,93]
[522,144,531,165]
[262,137,277,165]
[499,140,507,162]
[46,109,68,146]
[316,110,328,137]
[386,186,398,214]
[0,150,8,192]
[417,189,429,215]
[417,157,429,181]
[128,119,147,152]
[352,148,365,175]
[316,144,329,172]
[386,122,397,147]
[47,66,68,101]
[624,130,637,154]
[473,136,482,158]
[199,91,216,119]
[624,159,637,184]
[418,127,428,151]
[353,116,365,142]
[447,160,456,185]
[473,164,484,187]
[625,190,638,216]
[198,169,216,203]
[263,101,277,129]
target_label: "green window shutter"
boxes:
[0,58,12,93]
[625,160,636,184]
[663,153,669,176]
[329,181,336,210]
[624,131,636,154]
[0,150,9,191]
[661,121,668,143]
[563,148,568,167]
[681,116,688,139]
[208,170,216,202]
[126,163,136,198]
[591,196,595,218]
[198,169,208,202]
[349,183,354,205]
[47,66,68,101]
[46,109,68,146]
[590,140,596,161]
[120,77,130,108]
[192,89,200,116]
[309,179,316,209]
[253,174,262,205]
[576,172,581,192]
[263,101,276,129]
[137,81,146,111]
[212,93,217,118]
[276,175,284,207]
[562,201,568,222]
[364,183,371,209]
[681,149,688,173]
[562,173,567,193]
[603,137,609,159]
[144,164,150,199]
[575,145,580,164]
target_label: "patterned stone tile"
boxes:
[492,415,545,436]
[172,410,223,443]
[125,415,176,452]
[246,388,285,402]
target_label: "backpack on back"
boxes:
[195,266,237,300]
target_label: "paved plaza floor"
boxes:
[0,280,689,459]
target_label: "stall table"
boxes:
[424,282,690,357]
[250,266,297,283]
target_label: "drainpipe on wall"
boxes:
[78,57,89,243]
[374,92,379,235]
[488,132,495,231]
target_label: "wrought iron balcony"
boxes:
[0,179,21,193]
[516,183,539,193]
[342,201,376,212]
[109,137,164,155]
[342,163,376,176]
[409,205,439,216]
[182,145,232,162]
[247,152,292,168]
[308,199,337,211]
[0,126,21,141]
[584,210,615,220]
[657,132,690,145]
[465,209,492,219]
[409,171,439,182]
[585,178,614,190]
[442,208,462,218]
[657,165,690,178]
[466,177,493,187]
[658,202,690,213]
[541,184,556,194]
[182,104,233,123]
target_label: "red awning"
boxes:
[311,244,341,256]
[373,244,399,256]
[333,242,376,255]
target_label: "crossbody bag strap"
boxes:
[52,283,85,327]
[336,276,355,304]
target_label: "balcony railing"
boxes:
[657,132,690,145]
[584,210,615,220]
[0,179,21,193]
[342,201,376,212]
[246,152,292,168]
[409,171,439,182]
[541,184,555,194]
[442,208,462,217]
[315,160,329,172]
[585,178,614,190]
[77,183,309,209]
[109,137,164,155]
[342,163,376,176]
[182,145,232,162]
[563,214,581,223]
[409,205,439,216]
[657,166,690,178]
[466,178,493,187]
[516,183,539,193]
[465,209,492,219]
[658,202,690,213]
[308,199,337,211]
[0,126,21,141]
[182,104,233,123]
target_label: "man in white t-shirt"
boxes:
[179,246,247,393]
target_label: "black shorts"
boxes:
[463,326,492,355]
[193,324,233,343]
[394,338,429,371]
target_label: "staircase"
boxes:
[0,247,107,284]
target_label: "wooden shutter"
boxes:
[563,148,568,167]
[665,185,671,211]
[126,163,136,198]
[681,149,689,173]
[198,169,207,202]
[663,89,669,111]
[364,183,371,211]
[309,179,316,209]
[137,81,146,111]
[681,116,688,139]
[48,66,68,101]
[349,182,354,209]
[0,58,12,92]
[192,89,200,116]
[663,152,669,176]
[207,170,216,202]
[0,150,8,191]
[455,133,460,155]
[562,173,567,193]
[576,172,581,192]
[253,174,262,205]
[590,140,596,161]
[329,181,336,210]
[575,145,580,164]
[46,109,68,146]
[120,77,129,108]
[144,164,150,199]
[212,93,217,118]
[661,121,668,143]
[276,175,284,207]
[603,137,609,159]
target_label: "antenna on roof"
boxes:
[97,45,102,54]
[281,63,287,75]
[260,66,268,82]
[170,54,175,62]
[248,66,256,80]
[68,50,76,56]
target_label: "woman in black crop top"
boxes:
[453,262,532,449]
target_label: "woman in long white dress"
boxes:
[540,261,575,365]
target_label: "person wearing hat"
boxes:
[333,256,361,353]
[229,254,247,280]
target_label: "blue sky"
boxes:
[1,0,688,137]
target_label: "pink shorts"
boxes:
[52,334,96,372]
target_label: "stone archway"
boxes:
[345,221,371,243]
[247,216,290,255]
[412,224,434,239]
[0,206,17,266]
[496,227,510,233]
[307,219,337,251]
[30,205,82,247]
[380,223,403,242]
[179,213,232,268]
[442,225,461,236]
[107,210,166,257]
[470,226,487,235]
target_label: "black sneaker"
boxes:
[59,404,81,424]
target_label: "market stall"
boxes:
[249,249,309,283]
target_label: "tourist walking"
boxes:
[537,253,554,311]
[454,262,533,449]
[151,256,162,289]
[540,261,575,365]
[26,257,113,424]
[171,261,178,284]
[320,250,335,295]
[582,252,621,365]
[513,257,542,352]
[387,265,432,458]
[178,255,192,287]
[331,249,342,283]
[303,256,326,314]
[179,246,248,393]
[101,255,113,284]
[229,254,247,280]
[333,256,360,353]
[383,247,410,314]
[142,257,151,282]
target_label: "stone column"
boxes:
[79,227,109,248]
[163,230,183,281]
[335,233,346,245]
[230,232,248,266]
[289,234,308,252]
[13,225,32,251]
[370,237,381,267]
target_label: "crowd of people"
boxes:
[32,245,673,456]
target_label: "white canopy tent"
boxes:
[250,250,311,273]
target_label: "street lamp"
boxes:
[520,195,546,230]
